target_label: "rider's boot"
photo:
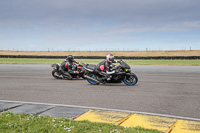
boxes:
[107,75,112,81]
[100,71,112,81]
[63,72,73,80]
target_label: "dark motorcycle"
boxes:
[51,63,86,79]
[83,60,138,85]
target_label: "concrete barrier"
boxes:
[0,55,200,59]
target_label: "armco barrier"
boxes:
[0,55,200,59]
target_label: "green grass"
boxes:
[124,59,200,66]
[0,112,161,133]
[0,58,200,66]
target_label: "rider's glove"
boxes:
[77,62,83,66]
[116,61,121,63]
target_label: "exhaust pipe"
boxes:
[84,75,101,83]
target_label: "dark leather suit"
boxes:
[96,59,117,72]
[60,59,79,79]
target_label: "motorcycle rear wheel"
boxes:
[87,73,99,85]
[123,73,138,86]
[52,69,62,79]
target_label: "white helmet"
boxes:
[106,54,114,63]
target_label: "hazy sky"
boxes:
[0,0,200,51]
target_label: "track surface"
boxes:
[0,64,200,119]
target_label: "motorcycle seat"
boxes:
[86,64,96,70]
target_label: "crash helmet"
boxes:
[67,55,74,62]
[106,54,114,63]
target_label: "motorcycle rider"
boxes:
[96,53,120,81]
[60,55,80,79]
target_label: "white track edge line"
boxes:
[1,99,200,122]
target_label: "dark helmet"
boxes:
[67,55,74,62]
[106,53,114,63]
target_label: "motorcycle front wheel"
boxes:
[123,73,138,86]
[52,69,62,79]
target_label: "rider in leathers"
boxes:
[96,54,120,81]
[60,55,80,79]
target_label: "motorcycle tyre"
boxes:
[52,69,62,79]
[123,73,138,86]
[87,73,99,85]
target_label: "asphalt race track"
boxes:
[0,64,200,119]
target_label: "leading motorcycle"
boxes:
[83,60,138,85]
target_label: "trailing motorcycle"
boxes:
[83,60,138,85]
[51,63,86,79]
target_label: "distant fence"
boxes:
[0,55,200,59]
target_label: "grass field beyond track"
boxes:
[0,112,161,133]
[0,58,199,66]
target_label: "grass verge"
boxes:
[0,58,200,66]
[0,112,161,133]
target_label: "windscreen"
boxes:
[120,61,130,69]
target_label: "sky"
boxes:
[0,0,200,51]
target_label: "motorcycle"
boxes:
[51,63,86,79]
[83,60,138,85]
